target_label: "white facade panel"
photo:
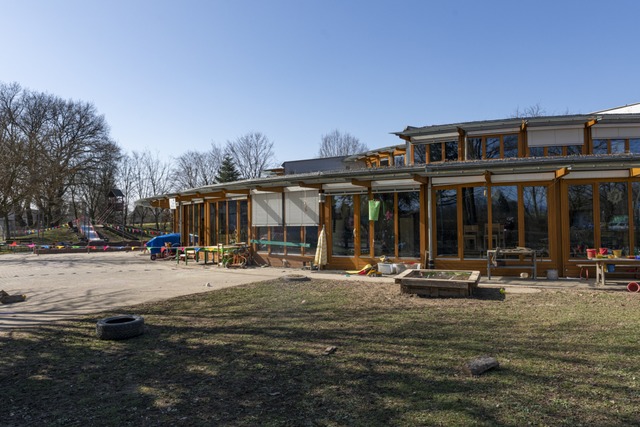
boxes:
[528,126,584,147]
[285,191,319,226]
[251,192,283,226]
[592,125,640,139]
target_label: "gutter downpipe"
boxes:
[427,176,435,269]
[178,202,183,243]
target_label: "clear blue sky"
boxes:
[3,0,639,164]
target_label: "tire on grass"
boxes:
[96,315,145,340]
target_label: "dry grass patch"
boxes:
[1,279,639,426]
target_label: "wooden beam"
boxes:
[412,174,429,184]
[483,171,492,184]
[555,167,570,179]
[521,120,527,131]
[457,127,466,136]
[585,119,598,128]
[298,182,323,190]
[351,179,371,189]
[256,186,285,193]
[630,168,640,177]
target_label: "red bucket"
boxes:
[599,248,609,256]
[627,282,640,292]
[586,249,596,259]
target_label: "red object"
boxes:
[9,241,17,247]
[586,249,596,259]
[627,282,640,292]
[599,248,608,255]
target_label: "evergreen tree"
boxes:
[216,154,241,183]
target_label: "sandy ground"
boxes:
[0,251,611,329]
[0,251,399,328]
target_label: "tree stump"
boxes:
[464,356,499,376]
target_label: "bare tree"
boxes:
[0,83,29,238]
[318,129,368,157]
[511,103,546,118]
[116,153,138,226]
[172,142,223,189]
[131,150,172,229]
[226,132,276,180]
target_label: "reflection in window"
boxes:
[304,226,318,253]
[600,182,628,253]
[436,189,458,257]
[503,135,519,158]
[462,186,487,258]
[217,202,227,245]
[529,146,544,157]
[239,200,248,243]
[547,146,563,156]
[491,186,518,248]
[271,226,284,255]
[228,200,237,242]
[374,193,395,257]
[413,145,426,164]
[566,145,582,156]
[593,139,608,155]
[394,155,405,166]
[331,195,354,256]
[630,139,640,153]
[445,141,459,161]
[255,226,269,252]
[429,143,443,162]
[611,139,625,154]
[486,137,500,159]
[360,195,370,256]
[209,203,216,245]
[286,226,302,255]
[568,184,594,259]
[524,186,548,257]
[633,183,640,254]
[466,138,482,160]
[398,191,420,258]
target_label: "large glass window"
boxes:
[486,137,500,159]
[445,141,459,161]
[593,139,608,155]
[491,186,518,248]
[217,203,227,245]
[413,145,426,164]
[374,193,395,257]
[529,146,544,157]
[568,184,594,258]
[429,143,443,162]
[524,186,549,257]
[436,189,458,257]
[398,191,421,258]
[239,200,248,243]
[285,226,302,255]
[270,226,284,255]
[611,139,625,154]
[304,226,318,253]
[209,203,216,245]
[462,187,488,257]
[630,139,640,153]
[331,195,354,256]
[566,145,583,156]
[600,182,629,253]
[503,135,519,158]
[633,183,640,254]
[466,138,482,160]
[255,226,269,252]
[228,200,237,243]
[360,195,370,256]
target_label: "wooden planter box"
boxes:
[395,269,481,297]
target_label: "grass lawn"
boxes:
[1,280,639,426]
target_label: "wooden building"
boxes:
[137,104,640,278]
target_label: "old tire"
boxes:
[96,315,145,340]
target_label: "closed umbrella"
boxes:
[314,225,328,269]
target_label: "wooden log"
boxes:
[465,356,499,376]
